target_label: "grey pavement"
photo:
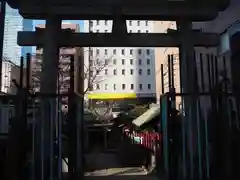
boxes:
[84,152,160,180]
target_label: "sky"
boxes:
[34,20,84,32]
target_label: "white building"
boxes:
[83,20,156,99]
[1,59,19,93]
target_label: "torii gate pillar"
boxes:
[177,19,199,180]
[35,16,61,180]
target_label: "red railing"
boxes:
[123,127,161,150]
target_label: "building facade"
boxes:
[1,59,20,93]
[83,20,156,101]
[2,4,33,65]
[31,23,83,110]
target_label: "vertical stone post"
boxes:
[177,20,199,180]
[35,16,61,180]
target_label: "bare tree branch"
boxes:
[84,55,113,94]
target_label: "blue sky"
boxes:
[34,20,84,32]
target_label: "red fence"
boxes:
[123,127,161,150]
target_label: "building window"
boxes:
[122,84,126,90]
[122,69,125,75]
[139,84,143,90]
[131,84,134,90]
[138,49,141,55]
[113,69,117,75]
[122,59,125,65]
[96,20,99,25]
[121,49,125,55]
[113,84,116,90]
[96,84,100,89]
[113,59,117,65]
[147,59,150,65]
[96,59,100,65]
[113,49,116,54]
[96,70,100,75]
[105,84,108,90]
[96,49,100,55]
[105,49,108,55]
[148,84,151,90]
[138,59,142,65]
[130,59,133,65]
[105,69,108,75]
[145,21,148,26]
[105,59,108,65]
[139,69,142,75]
[147,69,151,75]
[129,21,132,26]
[130,69,134,75]
[146,49,150,55]
[105,20,108,25]
[130,49,133,55]
[137,21,140,26]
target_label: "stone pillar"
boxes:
[35,16,61,180]
[177,20,199,180]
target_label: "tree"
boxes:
[83,56,112,95]
[31,51,113,118]
[83,55,114,120]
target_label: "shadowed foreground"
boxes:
[84,152,160,180]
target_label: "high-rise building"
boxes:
[84,20,156,102]
[2,4,33,65]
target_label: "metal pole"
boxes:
[68,55,76,179]
[161,64,164,94]
[0,0,6,90]
[206,54,212,92]
[26,53,31,90]
[20,56,24,88]
[167,55,172,91]
[199,54,205,93]
[88,20,93,108]
[170,54,174,88]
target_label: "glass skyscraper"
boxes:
[3,4,33,65]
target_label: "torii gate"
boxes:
[6,0,230,180]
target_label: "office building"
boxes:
[2,4,33,65]
[84,20,156,102]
